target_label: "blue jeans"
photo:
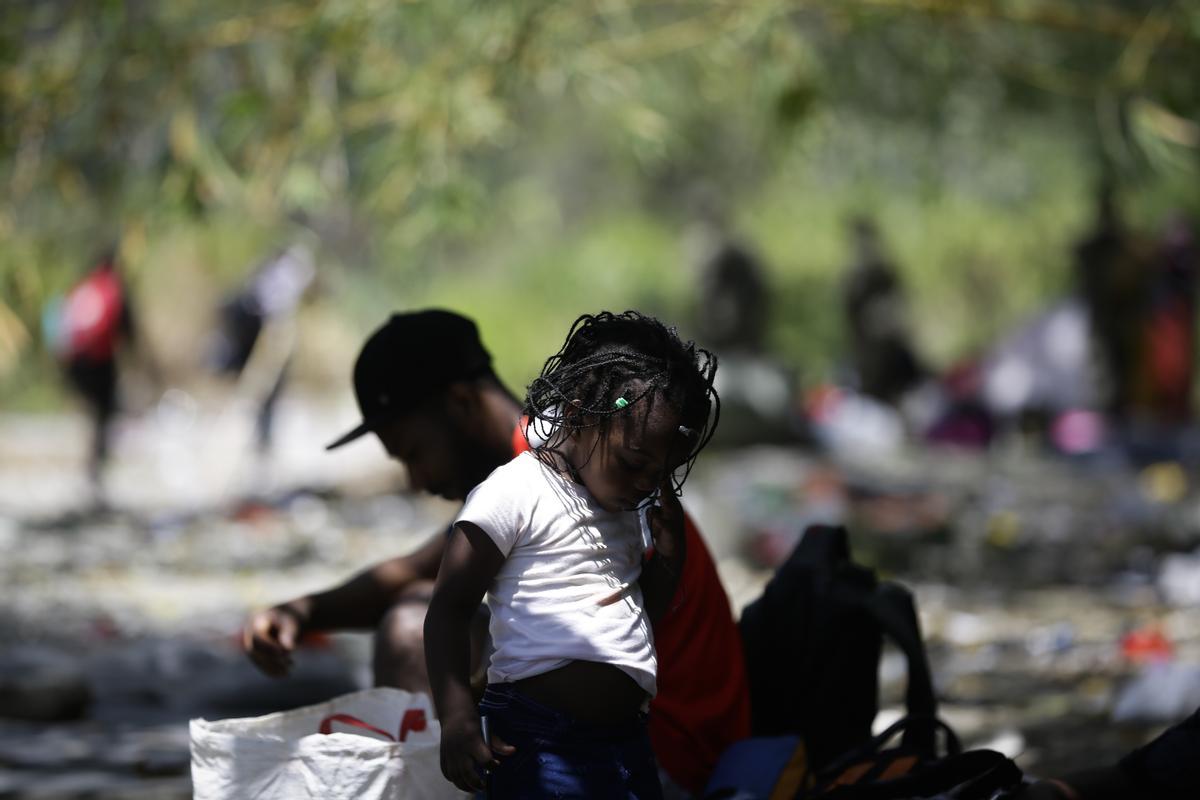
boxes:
[477,683,663,800]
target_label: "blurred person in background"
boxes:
[841,216,927,406]
[1131,214,1198,426]
[241,309,750,797]
[692,231,803,448]
[696,239,769,355]
[45,246,153,505]
[206,243,316,457]
[1011,208,1198,796]
[1073,181,1147,421]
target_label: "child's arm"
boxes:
[640,476,688,623]
[424,521,513,793]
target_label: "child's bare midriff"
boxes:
[513,660,647,724]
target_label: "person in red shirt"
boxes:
[52,248,141,501]
[243,309,750,795]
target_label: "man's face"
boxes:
[372,406,497,501]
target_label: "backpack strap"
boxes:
[861,582,941,758]
[814,749,1019,800]
[816,715,961,783]
[947,752,1025,799]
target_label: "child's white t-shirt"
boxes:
[455,451,657,697]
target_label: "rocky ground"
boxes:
[2,395,1198,798]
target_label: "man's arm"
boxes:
[300,529,447,629]
[243,528,447,676]
[1009,768,1135,800]
[1011,705,1200,799]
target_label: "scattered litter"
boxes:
[1112,662,1200,722]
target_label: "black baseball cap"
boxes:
[324,309,493,450]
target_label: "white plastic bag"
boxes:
[190,686,468,800]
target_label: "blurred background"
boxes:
[2,1,1199,797]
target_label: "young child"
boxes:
[424,310,719,798]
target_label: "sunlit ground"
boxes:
[1,391,1193,796]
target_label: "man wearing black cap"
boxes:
[242,309,751,796]
[243,309,521,690]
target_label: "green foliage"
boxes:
[1,1,1198,406]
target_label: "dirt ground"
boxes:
[1,395,1195,797]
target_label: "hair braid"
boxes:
[524,311,720,493]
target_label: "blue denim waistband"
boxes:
[479,683,648,745]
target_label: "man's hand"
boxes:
[439,713,515,793]
[242,605,307,677]
[1002,766,1134,800]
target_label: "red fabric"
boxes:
[648,515,751,793]
[511,419,751,793]
[1144,301,1194,420]
[63,267,123,361]
[511,419,530,459]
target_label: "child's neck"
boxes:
[546,448,584,486]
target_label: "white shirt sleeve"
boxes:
[455,455,534,557]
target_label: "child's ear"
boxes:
[562,399,590,437]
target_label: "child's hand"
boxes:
[645,476,685,560]
[440,714,516,792]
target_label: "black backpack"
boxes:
[739,524,939,770]
[804,716,1022,799]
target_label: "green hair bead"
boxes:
[614,397,629,410]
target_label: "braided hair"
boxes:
[524,310,719,494]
